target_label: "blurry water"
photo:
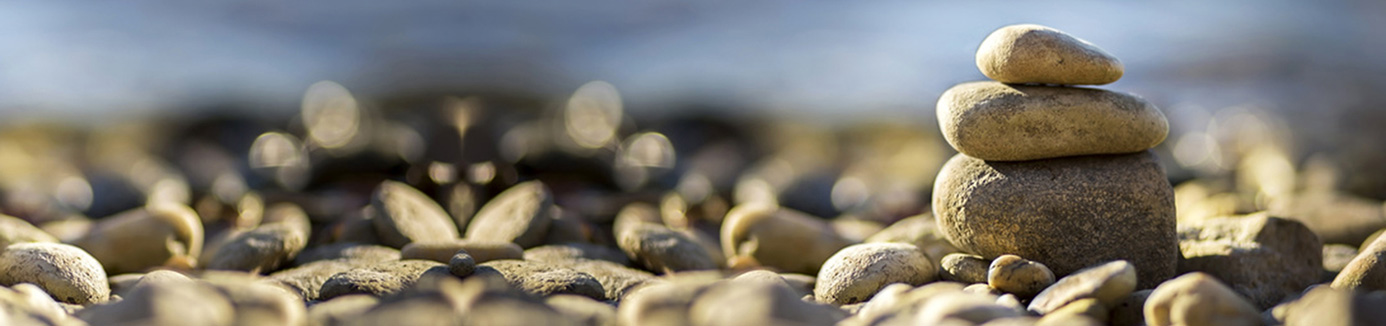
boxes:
[1,0,1383,126]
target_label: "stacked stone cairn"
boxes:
[932,24,1177,290]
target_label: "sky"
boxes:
[0,0,1382,125]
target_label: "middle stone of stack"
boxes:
[933,24,1176,289]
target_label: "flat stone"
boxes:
[1027,260,1137,315]
[204,223,309,274]
[815,243,937,304]
[318,260,444,300]
[934,152,1177,288]
[401,239,523,263]
[0,243,110,304]
[936,81,1167,161]
[988,255,1055,299]
[939,253,991,284]
[721,203,850,275]
[1144,272,1260,326]
[369,181,459,248]
[1040,298,1107,324]
[525,243,632,266]
[464,181,554,248]
[975,24,1123,85]
[617,223,717,274]
[1178,213,1322,308]
[481,260,605,300]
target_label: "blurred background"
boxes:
[3,1,1386,247]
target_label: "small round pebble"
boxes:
[987,254,1055,298]
[815,243,937,304]
[0,242,110,304]
[449,251,477,277]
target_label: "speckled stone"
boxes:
[937,81,1167,161]
[988,255,1055,299]
[0,243,110,304]
[1178,213,1322,308]
[933,152,1176,288]
[976,24,1124,85]
[814,243,937,304]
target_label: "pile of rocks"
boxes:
[933,24,1178,289]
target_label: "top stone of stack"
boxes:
[976,24,1123,85]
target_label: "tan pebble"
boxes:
[988,254,1055,298]
[400,239,523,263]
[975,24,1124,85]
[722,203,850,275]
[937,82,1166,161]
[369,181,459,248]
[464,181,555,248]
[0,242,110,304]
[815,243,937,304]
[940,253,991,284]
[0,214,58,248]
[75,203,204,274]
[1027,260,1136,315]
[1144,272,1260,326]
